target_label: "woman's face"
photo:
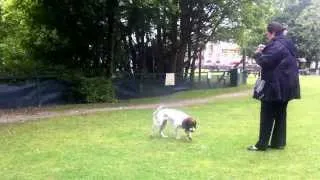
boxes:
[266,31,275,41]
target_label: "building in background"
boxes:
[196,41,242,70]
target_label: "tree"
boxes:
[293,1,320,68]
[0,0,39,75]
[272,0,318,66]
[1,0,291,79]
[233,0,277,58]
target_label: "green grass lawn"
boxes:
[1,76,320,179]
[32,83,252,112]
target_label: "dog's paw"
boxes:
[161,135,168,138]
[160,132,168,138]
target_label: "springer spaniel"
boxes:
[152,106,197,140]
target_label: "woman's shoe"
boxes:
[247,145,266,151]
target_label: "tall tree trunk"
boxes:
[140,33,146,73]
[128,35,137,73]
[156,24,164,73]
[198,49,202,82]
[169,0,178,74]
[170,16,178,73]
[242,49,246,70]
[184,38,192,79]
[158,4,168,73]
[178,0,190,79]
[162,24,168,73]
[106,0,118,77]
[190,23,201,83]
[190,50,197,83]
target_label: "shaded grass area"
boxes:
[0,76,319,179]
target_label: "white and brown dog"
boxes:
[152,106,197,140]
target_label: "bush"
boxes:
[79,77,117,103]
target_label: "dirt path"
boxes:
[0,90,251,124]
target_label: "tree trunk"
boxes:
[168,0,178,73]
[105,0,118,77]
[156,12,164,73]
[190,50,197,83]
[128,35,137,73]
[184,38,192,79]
[242,49,246,70]
[198,49,202,82]
[178,0,190,79]
[139,33,146,73]
[190,22,201,83]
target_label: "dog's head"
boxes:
[182,117,197,133]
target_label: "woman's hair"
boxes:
[267,22,285,35]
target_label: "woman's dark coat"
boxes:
[254,35,301,102]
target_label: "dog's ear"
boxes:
[182,119,187,129]
[182,118,193,129]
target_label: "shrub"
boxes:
[79,77,117,103]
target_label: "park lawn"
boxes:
[0,76,319,179]
[42,83,252,112]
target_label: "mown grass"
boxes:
[36,83,253,112]
[0,76,319,179]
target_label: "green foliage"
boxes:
[79,77,117,103]
[1,0,281,77]
[0,0,43,75]
[289,1,320,62]
[272,0,319,64]
[273,0,311,25]
[3,0,314,79]
[233,0,277,57]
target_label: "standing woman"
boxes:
[248,22,301,151]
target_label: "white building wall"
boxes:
[196,41,242,69]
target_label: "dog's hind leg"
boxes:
[159,120,168,138]
[151,113,159,137]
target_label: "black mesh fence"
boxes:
[112,71,236,99]
[0,76,75,109]
[0,69,247,109]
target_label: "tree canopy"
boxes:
[0,0,318,77]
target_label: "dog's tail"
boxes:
[152,105,164,121]
[151,105,165,136]
[155,105,164,111]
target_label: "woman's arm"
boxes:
[254,41,286,70]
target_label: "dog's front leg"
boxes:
[186,131,192,141]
